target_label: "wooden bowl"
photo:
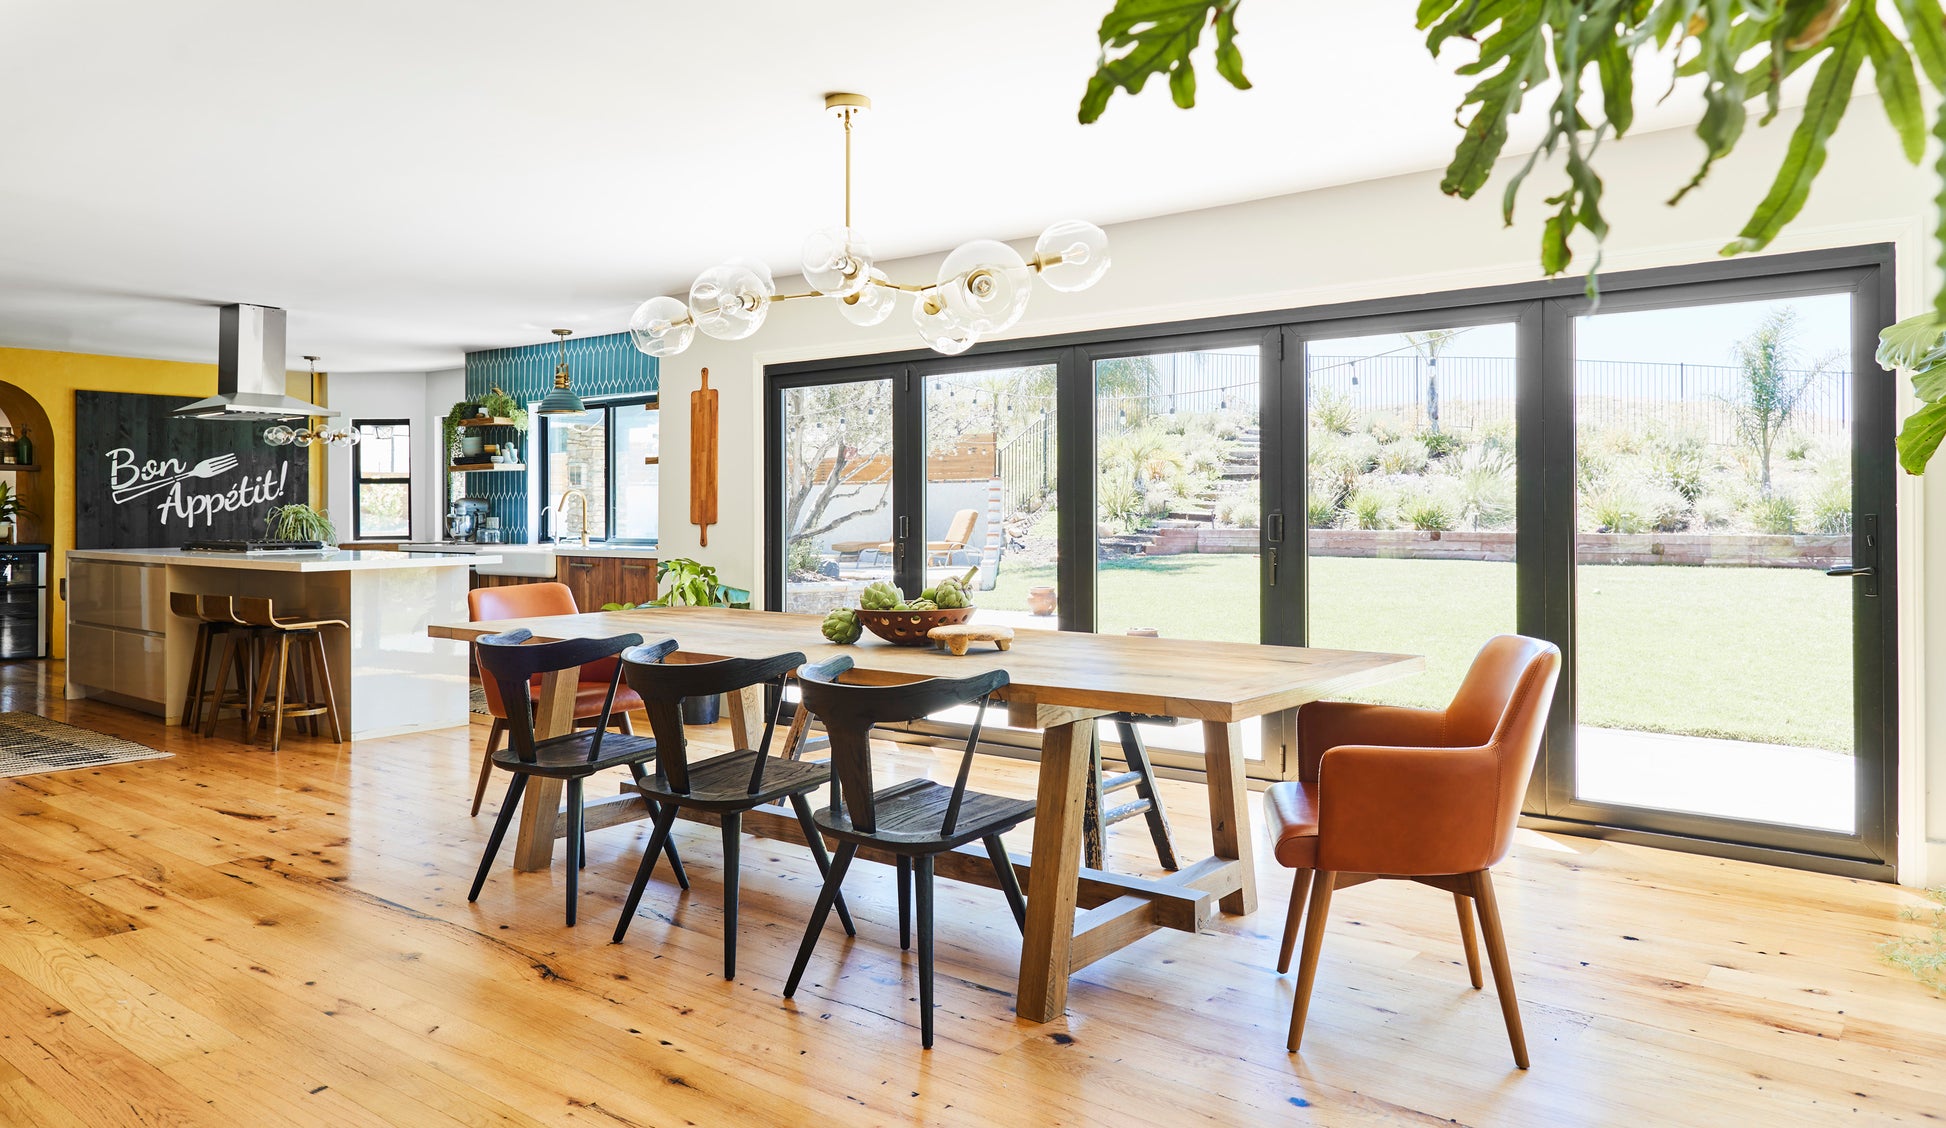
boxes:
[855,606,974,646]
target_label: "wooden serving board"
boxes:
[690,368,718,546]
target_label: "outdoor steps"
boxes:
[1165,511,1216,525]
[1098,532,1157,558]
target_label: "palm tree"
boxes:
[1728,307,1838,496]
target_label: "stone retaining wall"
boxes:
[1149,527,1849,568]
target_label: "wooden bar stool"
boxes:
[172,592,228,732]
[197,595,262,740]
[232,596,347,751]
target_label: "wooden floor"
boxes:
[0,661,1941,1126]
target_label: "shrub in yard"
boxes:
[1646,429,1708,502]
[1751,494,1798,535]
[1584,480,1653,533]
[1342,432,1381,473]
[1783,431,1816,461]
[1451,446,1516,530]
[1306,491,1337,529]
[1099,476,1145,532]
[1310,389,1358,436]
[786,537,824,577]
[1806,474,1852,535]
[1400,484,1457,532]
[1379,437,1430,475]
[1693,492,1737,530]
[1217,481,1260,528]
[1421,428,1465,459]
[1648,487,1690,533]
[1365,414,1406,445]
[1350,490,1390,530]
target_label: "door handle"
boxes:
[1825,565,1874,577]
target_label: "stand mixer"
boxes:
[446,497,490,542]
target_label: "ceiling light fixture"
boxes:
[628,93,1110,359]
[536,329,586,415]
[263,357,361,447]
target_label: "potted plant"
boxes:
[266,503,336,545]
[648,558,752,723]
[0,481,25,543]
[444,390,530,462]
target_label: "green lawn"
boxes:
[987,553,1851,752]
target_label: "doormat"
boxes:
[0,712,174,778]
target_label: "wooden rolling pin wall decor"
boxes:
[691,367,719,547]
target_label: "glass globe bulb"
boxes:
[292,429,315,448]
[912,290,977,355]
[690,260,774,341]
[837,268,896,326]
[938,239,1031,335]
[1034,220,1111,292]
[342,428,361,446]
[802,227,873,297]
[629,295,696,357]
[262,425,292,447]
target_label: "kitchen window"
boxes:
[350,419,411,540]
[537,395,658,544]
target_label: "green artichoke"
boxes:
[919,586,938,602]
[821,607,862,645]
[860,580,901,610]
[892,601,911,611]
[908,598,938,611]
[932,579,970,609]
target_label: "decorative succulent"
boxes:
[266,503,336,544]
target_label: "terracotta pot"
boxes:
[1026,585,1057,617]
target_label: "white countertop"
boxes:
[396,541,659,560]
[67,547,498,573]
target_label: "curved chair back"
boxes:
[620,644,805,795]
[476,628,643,764]
[198,594,242,625]
[231,596,281,628]
[1465,635,1561,868]
[168,591,201,619]
[469,582,584,718]
[796,657,1010,836]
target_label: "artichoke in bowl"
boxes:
[822,607,863,645]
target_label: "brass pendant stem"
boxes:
[842,108,853,230]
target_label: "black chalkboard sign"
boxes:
[74,391,313,549]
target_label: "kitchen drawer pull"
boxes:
[622,563,651,571]
[568,562,595,571]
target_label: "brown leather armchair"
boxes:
[1264,633,1561,1069]
[466,582,645,816]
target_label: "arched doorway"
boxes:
[0,380,54,545]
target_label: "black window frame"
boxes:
[350,418,413,542]
[536,393,660,545]
[763,244,1900,883]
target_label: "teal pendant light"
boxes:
[536,328,586,415]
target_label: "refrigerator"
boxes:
[0,544,48,659]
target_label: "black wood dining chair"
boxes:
[614,643,854,980]
[469,629,687,927]
[784,656,1032,1049]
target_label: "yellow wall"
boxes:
[0,346,326,658]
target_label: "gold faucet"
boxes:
[559,488,591,547]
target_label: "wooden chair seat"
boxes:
[629,749,833,813]
[490,731,659,779]
[816,779,1036,852]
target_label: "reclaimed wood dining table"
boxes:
[430,606,1422,1022]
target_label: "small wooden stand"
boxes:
[929,624,1014,656]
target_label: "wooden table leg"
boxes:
[725,685,764,750]
[512,669,578,872]
[1016,716,1095,1022]
[1202,720,1258,914]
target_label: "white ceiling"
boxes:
[0,1,1727,371]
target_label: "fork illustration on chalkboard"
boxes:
[110,454,240,505]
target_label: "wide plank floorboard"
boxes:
[2,661,1941,1126]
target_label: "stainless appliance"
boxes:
[169,305,339,422]
[0,545,48,659]
[447,497,490,542]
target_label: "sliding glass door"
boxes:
[765,246,1898,875]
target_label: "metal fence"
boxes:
[996,412,1055,518]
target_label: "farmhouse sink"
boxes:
[396,542,557,578]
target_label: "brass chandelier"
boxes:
[628,93,1110,359]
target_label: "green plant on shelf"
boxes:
[0,481,26,537]
[266,503,336,544]
[476,388,531,433]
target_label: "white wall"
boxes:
[656,100,1941,884]
[325,369,462,541]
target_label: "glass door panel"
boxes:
[781,377,895,615]
[1094,345,1263,759]
[1304,323,1519,710]
[611,401,659,542]
[1570,294,1856,833]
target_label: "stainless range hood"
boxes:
[170,304,339,421]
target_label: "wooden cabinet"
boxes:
[468,554,658,610]
[557,554,658,610]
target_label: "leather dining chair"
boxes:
[467,582,643,816]
[1264,634,1561,1069]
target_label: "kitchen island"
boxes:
[65,547,492,739]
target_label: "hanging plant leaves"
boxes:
[1079,0,1249,124]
